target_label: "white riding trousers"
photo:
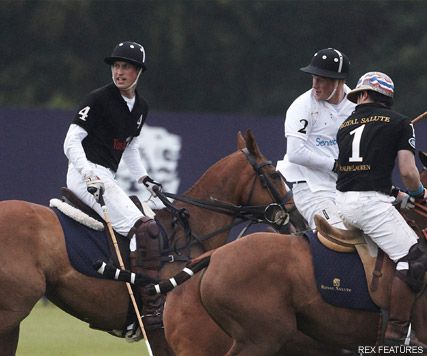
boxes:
[292,182,345,230]
[66,162,143,236]
[336,191,418,269]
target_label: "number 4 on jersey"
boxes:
[78,106,91,121]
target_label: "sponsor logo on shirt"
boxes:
[315,137,337,146]
[338,164,371,172]
[113,138,127,151]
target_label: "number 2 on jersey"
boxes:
[349,125,365,162]
[298,119,308,134]
[78,106,91,121]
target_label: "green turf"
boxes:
[17,301,150,356]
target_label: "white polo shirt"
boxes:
[277,86,355,192]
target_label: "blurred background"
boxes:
[2,0,427,116]
[2,0,427,205]
[2,1,427,354]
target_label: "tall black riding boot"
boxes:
[384,275,426,349]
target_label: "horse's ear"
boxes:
[419,151,427,168]
[237,131,246,150]
[245,129,261,157]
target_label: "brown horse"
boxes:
[0,130,293,355]
[190,168,427,355]
[161,153,427,356]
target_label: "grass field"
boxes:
[16,301,150,356]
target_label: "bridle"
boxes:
[152,148,294,265]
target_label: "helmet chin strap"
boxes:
[326,81,339,102]
[112,68,143,93]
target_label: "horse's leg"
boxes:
[0,325,19,356]
[165,271,348,356]
[146,328,175,356]
[277,330,352,356]
[0,203,53,354]
[164,272,231,356]
[200,235,302,356]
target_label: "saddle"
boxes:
[59,187,165,336]
[314,214,395,309]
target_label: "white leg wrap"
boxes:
[183,267,194,276]
[169,278,177,287]
[97,262,106,274]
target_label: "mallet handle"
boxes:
[101,204,153,356]
[411,111,427,125]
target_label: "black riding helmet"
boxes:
[300,48,349,79]
[104,41,146,71]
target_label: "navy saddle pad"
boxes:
[305,231,379,312]
[52,208,130,279]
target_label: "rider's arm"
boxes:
[284,93,335,172]
[286,135,335,171]
[397,149,422,193]
[63,124,93,177]
[397,119,424,196]
[121,134,148,182]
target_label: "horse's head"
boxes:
[154,129,302,271]
[234,129,295,230]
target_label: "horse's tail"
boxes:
[93,255,211,296]
[145,255,211,296]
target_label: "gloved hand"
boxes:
[139,176,162,196]
[395,191,416,210]
[85,174,104,202]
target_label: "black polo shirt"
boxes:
[336,103,415,194]
[71,83,148,172]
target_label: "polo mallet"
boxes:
[88,185,153,356]
[411,111,427,125]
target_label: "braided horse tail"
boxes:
[94,255,211,296]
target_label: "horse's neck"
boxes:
[175,154,247,248]
[180,183,240,243]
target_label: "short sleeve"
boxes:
[71,92,100,133]
[284,95,312,141]
[397,119,416,153]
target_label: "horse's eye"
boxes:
[270,172,281,180]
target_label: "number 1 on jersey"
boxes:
[349,125,365,162]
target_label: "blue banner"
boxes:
[1,108,426,205]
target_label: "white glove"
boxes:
[139,176,162,196]
[85,174,104,202]
[395,191,416,210]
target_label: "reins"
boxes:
[153,148,294,263]
[157,190,278,221]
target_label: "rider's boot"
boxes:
[384,275,417,345]
[129,217,164,331]
[384,242,427,349]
